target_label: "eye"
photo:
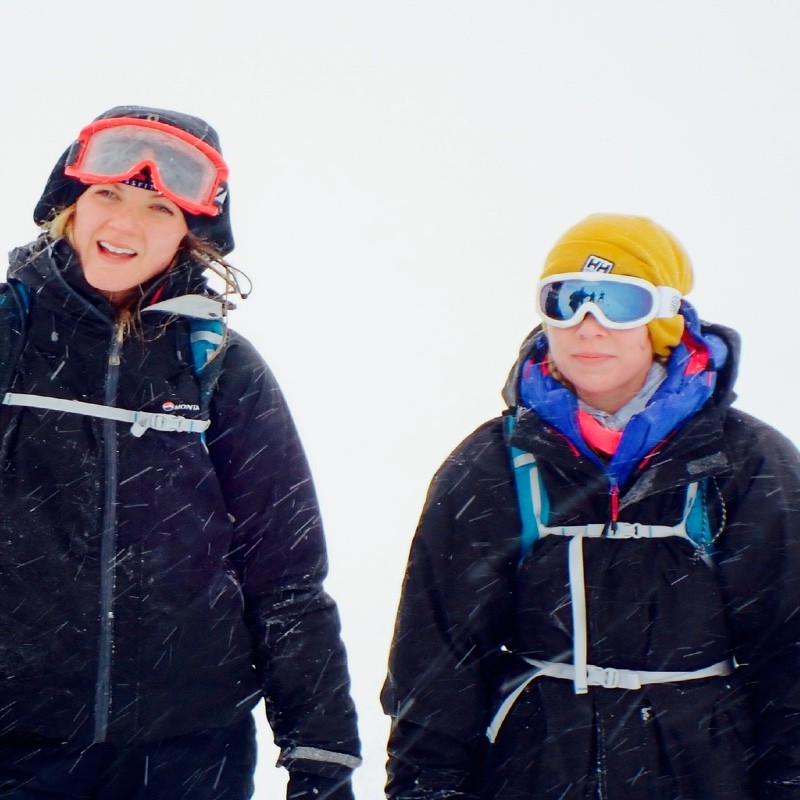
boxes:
[92,187,119,200]
[148,195,183,216]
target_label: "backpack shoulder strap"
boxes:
[142,295,227,418]
[685,477,713,549]
[504,413,543,558]
[0,279,30,398]
[189,317,226,417]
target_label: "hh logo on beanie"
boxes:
[581,255,614,273]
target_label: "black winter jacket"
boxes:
[382,320,800,800]
[0,238,360,780]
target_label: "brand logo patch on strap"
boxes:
[162,400,201,412]
[581,255,614,273]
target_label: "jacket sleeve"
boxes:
[381,418,519,799]
[716,411,800,800]
[206,332,361,788]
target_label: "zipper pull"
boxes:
[609,478,619,523]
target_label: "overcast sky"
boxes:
[3,2,800,796]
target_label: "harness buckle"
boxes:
[135,413,178,432]
[130,412,204,436]
[587,665,621,688]
[601,668,620,688]
[606,522,642,538]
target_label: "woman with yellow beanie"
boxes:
[382,214,800,799]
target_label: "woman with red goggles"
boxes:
[0,106,360,799]
[382,213,800,799]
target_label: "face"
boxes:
[546,314,655,414]
[71,183,188,303]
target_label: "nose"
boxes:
[575,313,608,335]
[106,204,140,232]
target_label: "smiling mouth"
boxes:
[98,241,136,256]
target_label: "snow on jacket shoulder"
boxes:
[383,316,800,800]
[0,238,359,774]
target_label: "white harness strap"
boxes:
[525,460,705,695]
[526,657,733,689]
[569,536,590,693]
[485,455,733,742]
[486,656,733,744]
[2,392,210,438]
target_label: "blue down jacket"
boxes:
[382,307,800,800]
[0,237,360,780]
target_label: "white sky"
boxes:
[3,2,800,797]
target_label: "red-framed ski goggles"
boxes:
[64,117,229,217]
[537,272,682,330]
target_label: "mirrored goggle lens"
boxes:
[66,124,224,214]
[539,279,656,324]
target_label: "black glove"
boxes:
[287,772,355,800]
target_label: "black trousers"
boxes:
[0,715,257,800]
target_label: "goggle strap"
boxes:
[656,285,682,318]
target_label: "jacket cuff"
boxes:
[281,745,361,775]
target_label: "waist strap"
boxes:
[2,392,210,438]
[486,657,733,744]
[526,657,733,689]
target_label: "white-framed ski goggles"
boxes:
[537,272,682,330]
[64,117,229,217]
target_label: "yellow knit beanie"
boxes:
[540,213,694,356]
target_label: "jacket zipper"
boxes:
[608,477,619,526]
[93,321,124,742]
[589,476,619,800]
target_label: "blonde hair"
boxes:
[45,205,75,241]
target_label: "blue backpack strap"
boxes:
[189,318,226,448]
[8,279,30,317]
[505,413,543,558]
[190,318,224,373]
[685,477,713,550]
[0,279,30,398]
[143,296,226,413]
